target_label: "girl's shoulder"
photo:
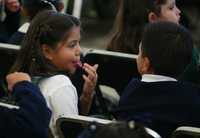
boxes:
[39,74,73,89]
[43,74,72,84]
[38,74,76,97]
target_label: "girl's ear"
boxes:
[148,12,159,23]
[42,44,54,60]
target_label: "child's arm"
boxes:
[0,72,51,138]
[80,63,98,115]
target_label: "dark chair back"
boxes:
[0,43,19,78]
[56,115,111,138]
[83,49,140,115]
[172,126,200,138]
[84,49,140,96]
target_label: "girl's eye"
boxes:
[169,3,176,10]
[169,5,174,10]
[68,42,77,48]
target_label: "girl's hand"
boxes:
[80,63,98,115]
[82,63,98,98]
[6,72,31,92]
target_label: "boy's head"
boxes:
[137,21,193,78]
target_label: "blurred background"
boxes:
[64,0,200,51]
[64,0,118,49]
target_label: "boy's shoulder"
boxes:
[176,81,200,92]
[122,78,200,99]
[119,79,200,112]
[123,78,142,92]
[132,80,200,93]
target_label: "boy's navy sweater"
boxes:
[113,79,200,138]
[0,81,51,138]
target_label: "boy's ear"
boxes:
[143,57,153,73]
[148,12,158,23]
[42,44,53,60]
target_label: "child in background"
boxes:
[20,0,64,20]
[0,0,20,42]
[113,22,200,138]
[11,10,98,138]
[9,0,64,45]
[107,0,200,84]
[176,0,200,84]
[107,0,180,54]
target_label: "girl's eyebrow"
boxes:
[169,0,175,5]
[69,39,79,43]
[68,36,81,42]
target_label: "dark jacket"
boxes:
[0,81,51,138]
[0,9,20,42]
[113,79,200,138]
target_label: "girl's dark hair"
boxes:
[21,0,62,19]
[107,0,167,54]
[141,21,193,78]
[78,121,153,138]
[11,10,80,76]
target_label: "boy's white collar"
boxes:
[141,74,177,82]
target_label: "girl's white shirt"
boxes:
[38,74,78,138]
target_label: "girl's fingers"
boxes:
[83,63,98,74]
[83,75,93,87]
[84,69,97,81]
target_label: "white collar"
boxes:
[141,74,177,82]
[18,22,30,33]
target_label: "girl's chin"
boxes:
[68,68,77,74]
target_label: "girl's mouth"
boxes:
[73,60,83,68]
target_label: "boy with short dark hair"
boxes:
[114,22,200,138]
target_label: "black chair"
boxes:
[0,43,20,79]
[84,49,140,96]
[83,49,140,115]
[56,115,112,138]
[0,43,19,96]
[172,126,200,138]
[56,115,161,138]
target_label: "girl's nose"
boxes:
[75,44,81,56]
[176,6,181,15]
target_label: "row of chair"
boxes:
[1,43,200,138]
[56,115,200,138]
